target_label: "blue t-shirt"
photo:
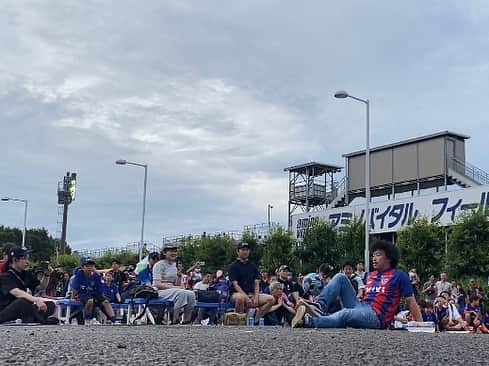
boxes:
[72,270,102,297]
[101,282,119,302]
[138,265,153,286]
[422,310,437,323]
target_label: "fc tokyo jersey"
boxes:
[364,269,413,328]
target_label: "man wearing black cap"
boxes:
[0,248,58,324]
[229,242,274,324]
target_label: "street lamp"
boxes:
[115,159,148,261]
[267,204,274,234]
[1,197,28,249]
[334,90,371,273]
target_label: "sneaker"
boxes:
[91,319,102,325]
[297,299,324,317]
[292,305,307,328]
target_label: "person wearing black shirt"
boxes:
[277,264,301,304]
[0,248,57,324]
[109,259,128,292]
[228,242,274,324]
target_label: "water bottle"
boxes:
[15,318,22,325]
[247,309,255,327]
[258,318,265,327]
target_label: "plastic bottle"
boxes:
[258,318,265,327]
[247,309,255,327]
[15,318,22,325]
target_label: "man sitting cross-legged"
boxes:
[229,242,274,324]
[292,240,422,329]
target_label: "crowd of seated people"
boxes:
[0,240,488,332]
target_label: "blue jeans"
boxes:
[311,273,381,329]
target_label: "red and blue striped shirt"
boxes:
[364,268,413,328]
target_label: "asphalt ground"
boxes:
[2,325,488,365]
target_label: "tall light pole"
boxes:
[1,197,28,249]
[267,204,274,234]
[334,90,371,273]
[115,159,148,261]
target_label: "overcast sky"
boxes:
[1,1,488,251]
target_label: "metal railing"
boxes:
[450,158,489,185]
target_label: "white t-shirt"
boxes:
[193,281,209,291]
[435,280,451,295]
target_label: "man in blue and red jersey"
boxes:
[292,240,422,328]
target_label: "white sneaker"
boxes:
[92,319,102,325]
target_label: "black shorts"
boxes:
[80,294,108,306]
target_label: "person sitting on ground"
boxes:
[152,243,196,324]
[355,262,368,284]
[421,301,437,323]
[465,295,487,333]
[265,281,296,326]
[342,260,365,300]
[292,240,422,329]
[259,269,270,293]
[0,247,58,324]
[0,243,16,273]
[138,252,160,287]
[101,272,121,303]
[276,265,301,305]
[434,293,466,331]
[71,257,118,325]
[228,242,274,324]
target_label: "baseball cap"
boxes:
[81,257,96,265]
[9,247,28,259]
[278,265,289,272]
[162,242,178,251]
[237,242,250,249]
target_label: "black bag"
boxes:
[127,285,159,324]
[196,290,220,303]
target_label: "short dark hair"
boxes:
[2,243,16,256]
[342,260,355,270]
[112,259,121,265]
[318,263,334,277]
[371,240,399,268]
[204,271,213,276]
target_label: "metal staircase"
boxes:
[448,158,489,188]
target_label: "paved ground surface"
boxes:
[2,325,489,365]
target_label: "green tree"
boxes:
[195,235,236,273]
[94,250,138,269]
[297,220,338,274]
[396,217,445,280]
[336,218,364,265]
[176,236,199,269]
[260,226,297,273]
[448,208,489,279]
[51,254,80,274]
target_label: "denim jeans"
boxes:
[311,273,381,329]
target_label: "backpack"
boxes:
[208,279,231,303]
[349,273,359,294]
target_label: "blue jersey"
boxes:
[364,269,413,328]
[101,282,119,302]
[72,270,102,297]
